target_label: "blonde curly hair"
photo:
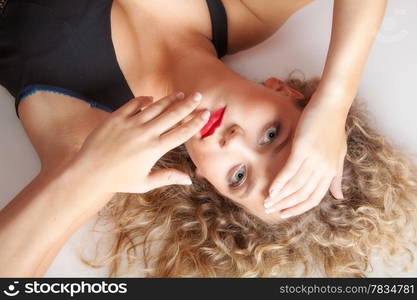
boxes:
[82,72,417,277]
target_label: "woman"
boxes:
[91,75,417,277]
[0,0,398,276]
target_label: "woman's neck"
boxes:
[141,44,242,111]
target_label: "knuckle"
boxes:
[153,100,167,111]
[189,116,205,128]
[166,108,184,120]
[180,97,198,111]
[109,113,123,124]
[177,126,191,137]
[148,138,162,152]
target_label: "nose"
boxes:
[219,124,244,148]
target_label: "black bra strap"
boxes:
[205,0,228,58]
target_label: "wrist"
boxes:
[48,156,116,220]
[309,87,354,117]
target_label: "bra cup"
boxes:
[8,1,70,60]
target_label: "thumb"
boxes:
[329,164,345,200]
[145,168,192,191]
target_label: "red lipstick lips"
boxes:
[200,106,226,139]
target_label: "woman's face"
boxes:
[185,77,304,222]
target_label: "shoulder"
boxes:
[222,0,315,54]
[18,91,109,171]
[114,0,314,55]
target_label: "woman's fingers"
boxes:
[264,153,307,207]
[127,97,154,118]
[278,176,333,218]
[160,109,210,150]
[144,168,193,192]
[264,159,312,209]
[265,169,320,214]
[329,157,346,200]
[147,92,203,133]
[268,152,307,198]
[135,92,185,123]
[265,172,321,214]
[112,96,154,119]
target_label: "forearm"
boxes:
[314,0,387,112]
[0,158,115,277]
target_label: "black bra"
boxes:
[0,0,228,119]
[206,0,228,58]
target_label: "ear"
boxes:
[194,167,204,178]
[264,77,285,92]
[264,77,305,100]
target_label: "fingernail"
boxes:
[180,177,192,185]
[176,92,185,99]
[265,207,278,214]
[269,188,278,198]
[201,110,210,120]
[264,198,275,208]
[192,92,202,102]
[280,213,292,219]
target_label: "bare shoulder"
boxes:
[18,91,110,172]
[223,0,315,53]
[124,0,314,55]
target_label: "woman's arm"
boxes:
[241,0,387,113]
[0,91,208,277]
[0,159,115,277]
[313,0,387,113]
[247,0,388,218]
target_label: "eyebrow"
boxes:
[240,128,292,199]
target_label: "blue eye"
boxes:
[260,124,280,145]
[229,164,246,187]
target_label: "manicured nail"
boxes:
[264,199,275,209]
[269,188,279,198]
[192,92,202,102]
[176,92,185,99]
[201,110,210,120]
[265,207,278,214]
[280,213,292,219]
[180,177,192,185]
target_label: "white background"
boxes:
[0,0,416,277]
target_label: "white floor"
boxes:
[0,0,416,277]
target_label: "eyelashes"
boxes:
[229,164,246,188]
[227,122,281,189]
[259,123,280,145]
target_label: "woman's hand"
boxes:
[71,92,209,194]
[264,92,348,218]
